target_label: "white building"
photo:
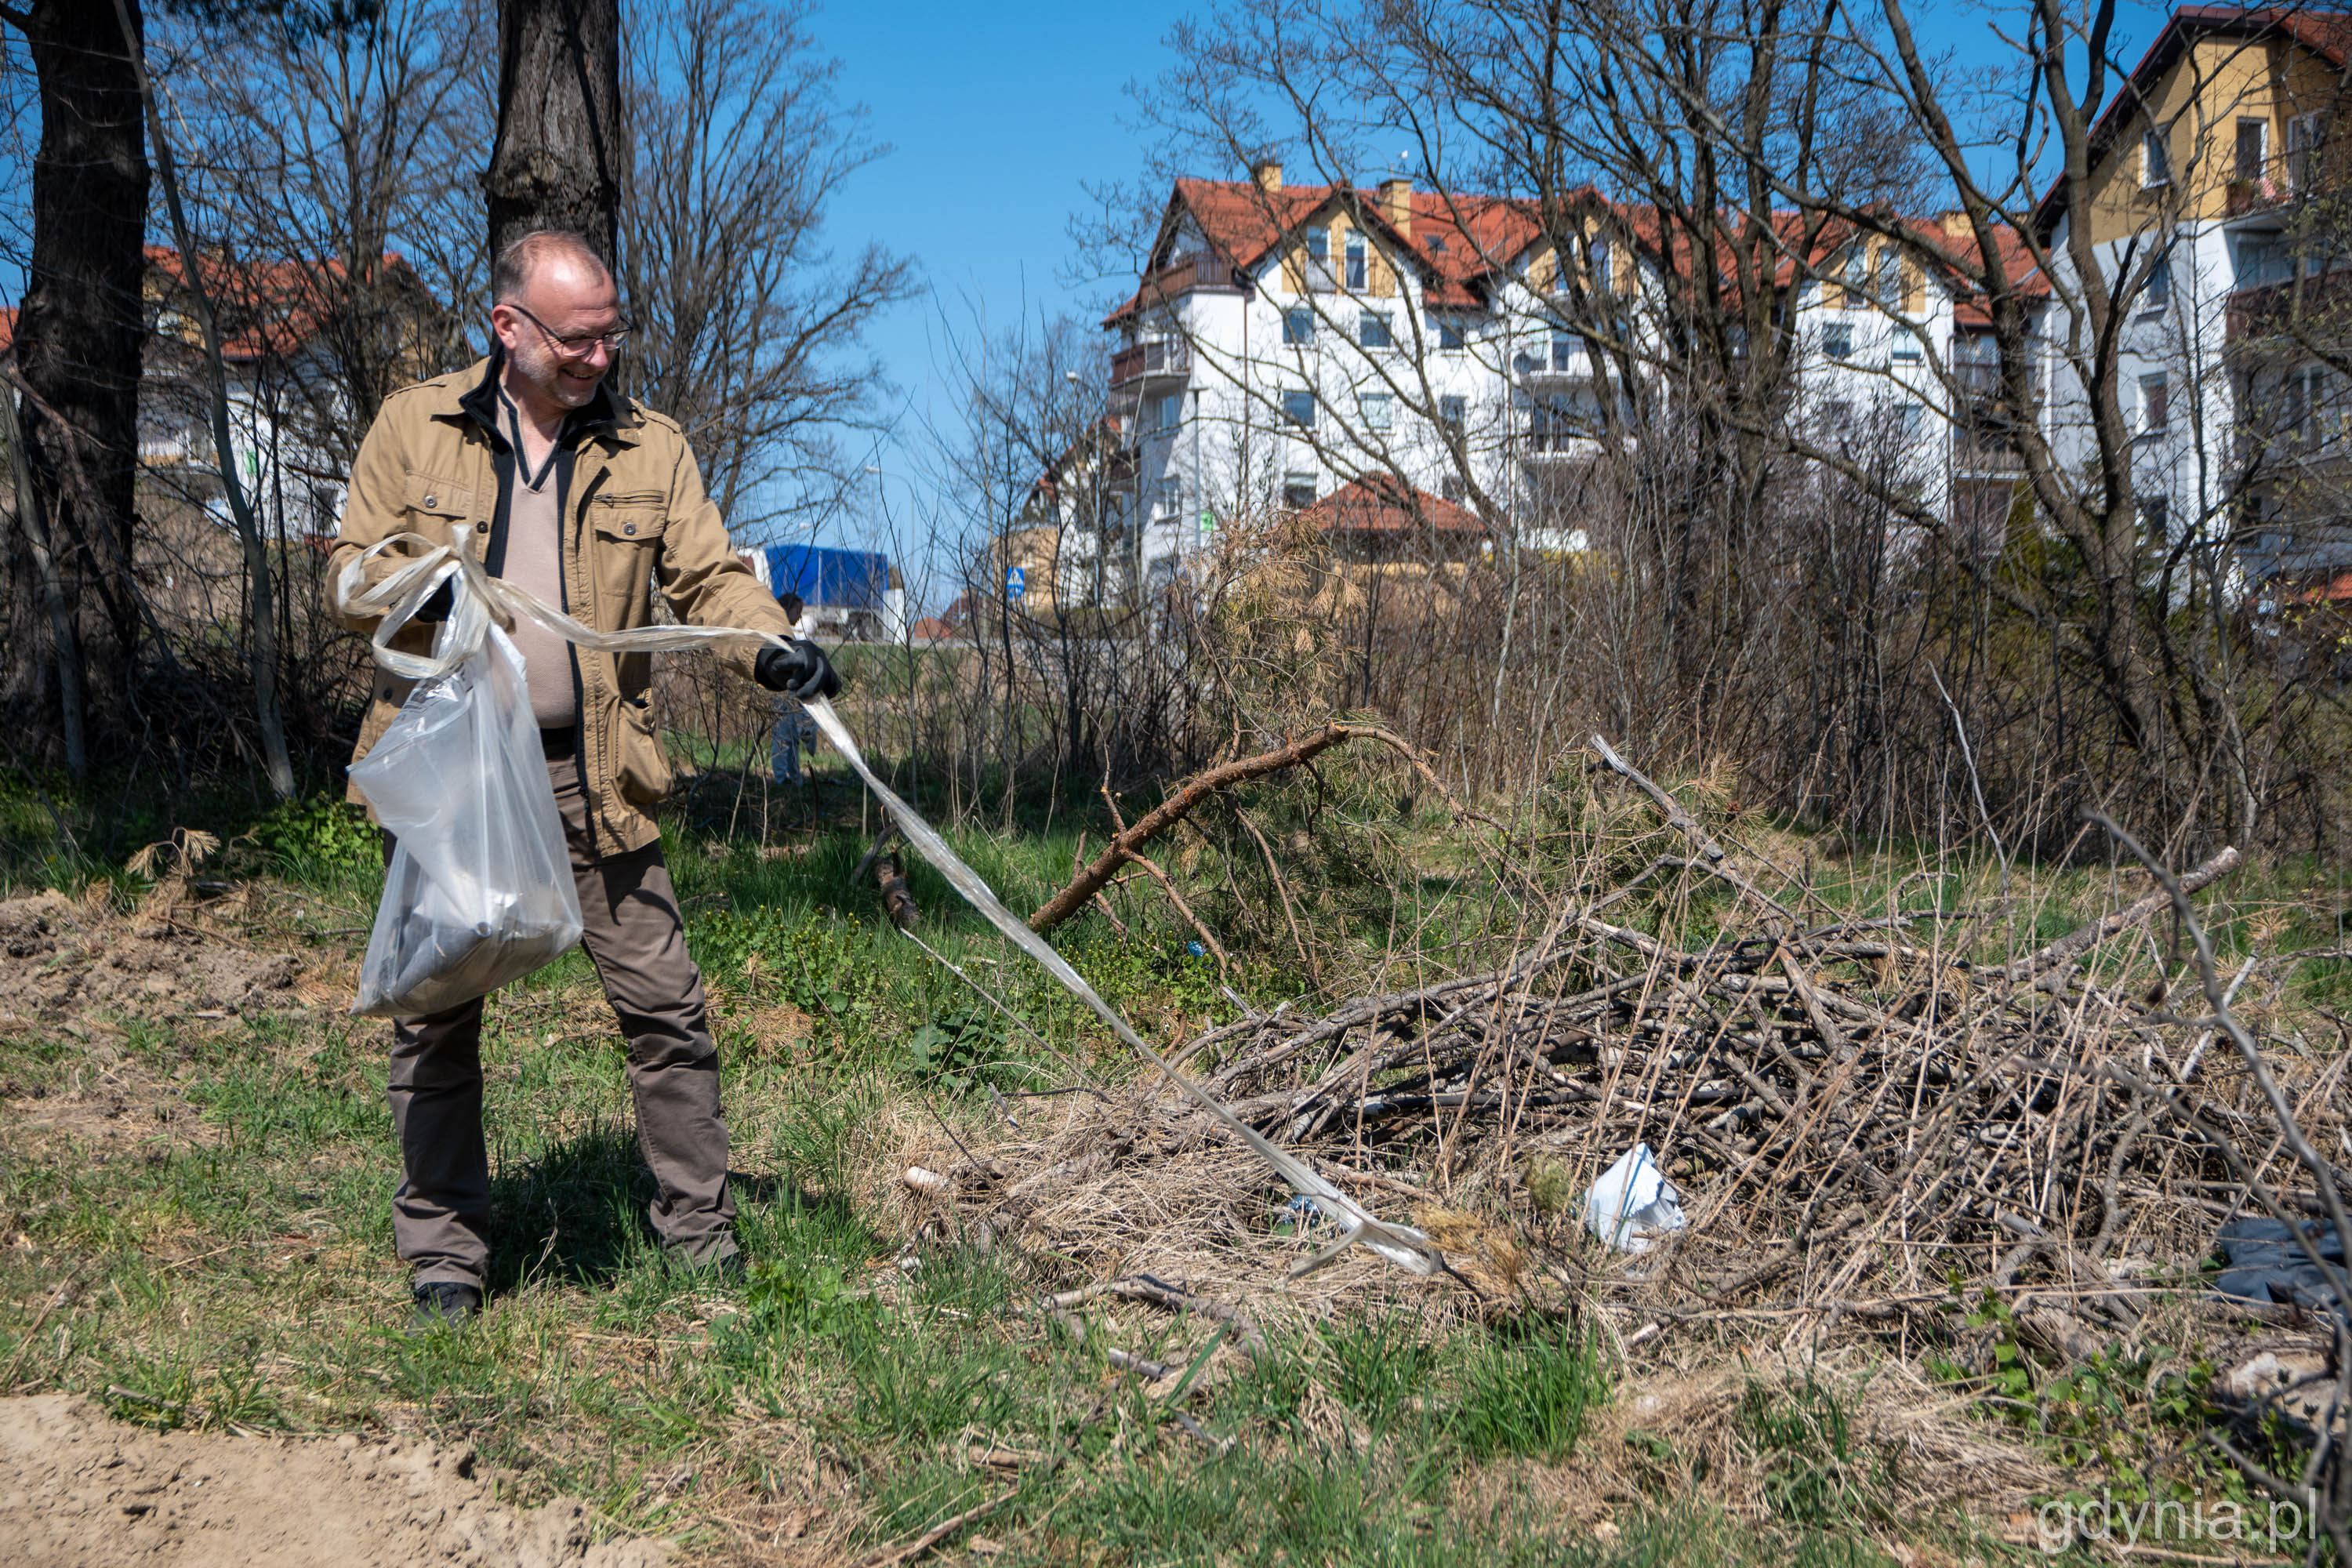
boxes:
[1101,162,2065,583]
[2033,5,2352,604]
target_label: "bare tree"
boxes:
[616,0,915,532]
[2,0,151,779]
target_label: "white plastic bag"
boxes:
[1584,1143,1686,1252]
[349,626,582,1017]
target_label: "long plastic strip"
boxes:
[340,529,1440,1277]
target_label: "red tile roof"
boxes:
[1112,175,2045,328]
[1106,178,1544,324]
[0,307,16,357]
[1299,475,1485,535]
[143,246,416,361]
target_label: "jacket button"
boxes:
[623,522,637,535]
[475,521,489,534]
[423,494,437,508]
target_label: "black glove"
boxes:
[755,639,840,701]
[411,580,455,623]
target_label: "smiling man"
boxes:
[330,230,841,1327]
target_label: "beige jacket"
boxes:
[331,355,792,858]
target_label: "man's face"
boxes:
[490,256,621,412]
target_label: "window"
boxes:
[2289,112,2328,192]
[1824,322,1853,360]
[1427,234,1449,254]
[1282,473,1318,510]
[2142,126,2171,187]
[2138,494,2170,541]
[1304,226,1332,290]
[1438,394,1467,431]
[2143,248,2172,309]
[1842,245,1871,306]
[2284,365,2330,446]
[2239,234,2291,287]
[1893,344,1922,364]
[1359,310,1393,349]
[1154,393,1182,432]
[1281,389,1316,429]
[1440,474,1467,503]
[1435,316,1465,350]
[1283,307,1314,345]
[2140,372,2169,434]
[1589,234,1613,292]
[1358,392,1394,430]
[1345,230,1368,291]
[1826,401,1855,432]
[2236,118,2268,185]
[1549,332,1577,372]
[1896,405,1926,439]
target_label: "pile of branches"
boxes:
[1183,839,2263,1305]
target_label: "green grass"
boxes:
[6,762,2317,1563]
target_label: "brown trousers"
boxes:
[387,753,735,1289]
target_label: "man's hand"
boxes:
[755,640,841,702]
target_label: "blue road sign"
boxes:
[1007,564,1026,599]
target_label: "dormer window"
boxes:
[2142,126,2171,187]
[1427,234,1448,253]
[1306,226,1329,263]
[1345,230,1368,290]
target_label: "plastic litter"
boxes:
[1277,1194,1330,1231]
[348,626,583,1017]
[1584,1143,1686,1252]
[2214,1215,2347,1316]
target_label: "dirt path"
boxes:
[0,1395,670,1567]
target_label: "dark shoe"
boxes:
[410,1280,482,1329]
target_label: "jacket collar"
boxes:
[437,347,637,448]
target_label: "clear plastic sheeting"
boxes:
[1584,1143,1686,1253]
[336,524,1443,1279]
[349,626,583,1018]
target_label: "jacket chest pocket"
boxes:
[586,492,668,618]
[403,472,477,547]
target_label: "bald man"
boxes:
[331,230,839,1327]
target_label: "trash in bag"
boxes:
[1585,1143,1686,1252]
[2214,1214,2347,1316]
[349,626,582,1017]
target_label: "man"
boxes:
[331,230,838,1327]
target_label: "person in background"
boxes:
[329,229,841,1328]
[770,593,822,786]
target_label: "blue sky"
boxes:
[804,0,1180,551]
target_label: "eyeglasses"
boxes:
[503,302,630,358]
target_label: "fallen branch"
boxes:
[1591,734,1723,862]
[2001,845,2241,985]
[1030,724,1363,935]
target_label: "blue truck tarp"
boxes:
[764,545,889,611]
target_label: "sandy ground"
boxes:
[0,1395,670,1568]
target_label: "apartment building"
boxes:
[1099,162,2052,587]
[1094,5,2350,604]
[2035,4,2352,602]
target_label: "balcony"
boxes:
[2226,177,2294,219]
[1131,251,1243,308]
[1110,337,1191,388]
[1948,354,2042,476]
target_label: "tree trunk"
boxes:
[485,0,623,269]
[5,0,150,765]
